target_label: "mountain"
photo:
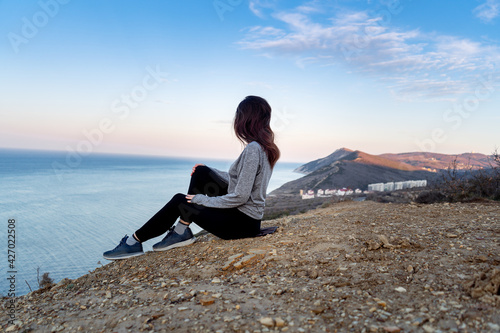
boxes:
[379,152,492,171]
[273,149,493,195]
[273,149,435,195]
[294,148,354,174]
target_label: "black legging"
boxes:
[135,166,261,242]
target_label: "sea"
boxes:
[0,148,302,297]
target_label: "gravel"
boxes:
[1,200,499,332]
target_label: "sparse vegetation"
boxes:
[416,149,500,203]
[37,267,54,289]
[414,190,447,204]
[39,273,54,289]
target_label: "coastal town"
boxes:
[301,180,428,199]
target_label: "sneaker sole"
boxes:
[152,237,196,252]
[103,251,145,260]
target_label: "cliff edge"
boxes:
[2,201,499,332]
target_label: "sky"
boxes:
[1,0,499,162]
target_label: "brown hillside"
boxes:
[349,151,423,172]
[380,152,492,170]
[272,150,435,194]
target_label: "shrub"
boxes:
[429,149,500,203]
[415,190,447,204]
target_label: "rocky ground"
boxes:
[1,200,499,333]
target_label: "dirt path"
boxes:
[2,201,499,332]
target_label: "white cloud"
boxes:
[249,1,264,18]
[238,6,500,101]
[248,0,277,18]
[473,0,500,23]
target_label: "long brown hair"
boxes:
[234,96,280,168]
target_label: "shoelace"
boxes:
[111,235,128,251]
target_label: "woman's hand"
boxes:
[191,163,205,176]
[186,194,195,203]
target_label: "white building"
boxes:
[384,182,395,191]
[301,189,315,199]
[394,182,404,190]
[368,183,385,192]
[325,189,336,196]
[367,180,427,192]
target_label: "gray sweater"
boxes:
[191,141,272,220]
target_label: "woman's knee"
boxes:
[170,193,187,206]
[192,165,211,179]
[190,166,224,196]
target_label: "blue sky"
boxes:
[1,0,499,162]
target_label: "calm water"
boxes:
[0,148,301,296]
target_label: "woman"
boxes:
[103,96,280,260]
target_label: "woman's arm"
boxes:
[190,143,260,208]
[209,168,230,183]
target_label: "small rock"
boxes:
[383,326,401,333]
[275,317,286,327]
[51,325,65,332]
[105,291,112,299]
[367,240,382,250]
[222,253,244,270]
[412,317,425,326]
[311,306,325,314]
[422,324,435,333]
[486,323,499,331]
[379,235,394,248]
[475,255,488,262]
[211,277,221,283]
[260,317,274,327]
[248,249,267,255]
[199,297,215,306]
[395,287,407,293]
[234,254,262,269]
[55,278,72,288]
